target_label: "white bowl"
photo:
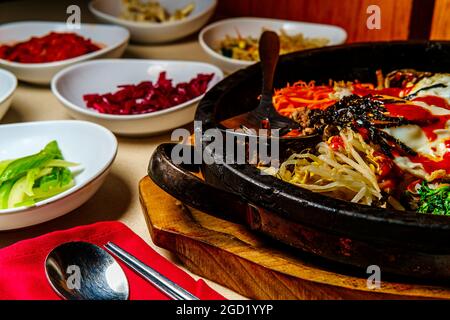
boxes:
[0,21,130,84]
[199,17,348,74]
[89,0,217,43]
[0,69,17,121]
[51,59,223,136]
[0,120,117,230]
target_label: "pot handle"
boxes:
[148,143,248,224]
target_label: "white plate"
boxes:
[0,69,17,121]
[0,120,117,230]
[199,17,348,73]
[51,59,224,136]
[0,21,130,84]
[89,0,217,43]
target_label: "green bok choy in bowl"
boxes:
[0,120,117,231]
[0,141,79,209]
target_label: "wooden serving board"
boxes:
[139,176,450,300]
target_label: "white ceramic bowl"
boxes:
[89,0,217,43]
[199,17,348,74]
[0,120,117,230]
[51,59,224,136]
[0,69,17,121]
[0,21,130,84]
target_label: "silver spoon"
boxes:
[46,241,199,300]
[45,241,129,300]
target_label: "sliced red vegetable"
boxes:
[328,136,344,151]
[0,32,101,63]
[83,72,214,115]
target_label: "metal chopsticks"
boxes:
[104,242,199,300]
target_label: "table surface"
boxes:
[0,0,243,300]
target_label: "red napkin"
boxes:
[0,221,224,300]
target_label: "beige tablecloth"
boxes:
[0,0,243,300]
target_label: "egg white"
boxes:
[383,73,450,180]
[409,73,450,103]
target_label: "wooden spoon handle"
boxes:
[259,30,280,98]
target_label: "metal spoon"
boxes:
[45,241,129,300]
[220,30,300,136]
[46,241,199,301]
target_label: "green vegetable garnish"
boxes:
[0,141,79,210]
[0,180,15,209]
[0,160,13,177]
[417,182,450,215]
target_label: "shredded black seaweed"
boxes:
[307,94,418,157]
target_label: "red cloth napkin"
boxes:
[0,221,224,300]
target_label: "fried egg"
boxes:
[382,73,450,180]
[409,73,450,103]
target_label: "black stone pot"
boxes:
[149,41,450,281]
